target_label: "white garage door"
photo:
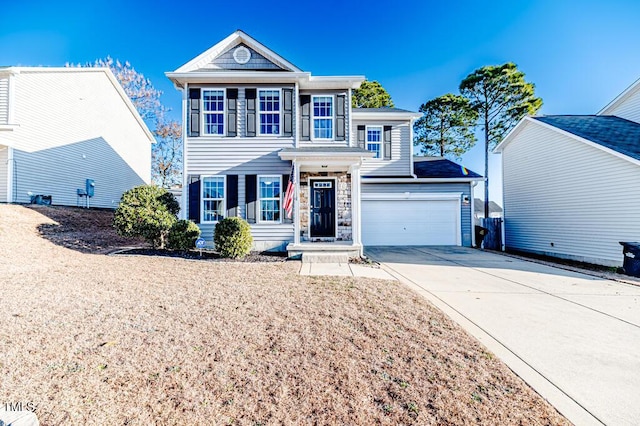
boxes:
[362,198,460,246]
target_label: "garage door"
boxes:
[362,199,460,246]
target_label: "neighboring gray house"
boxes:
[496,78,640,266]
[0,67,153,208]
[473,198,503,222]
[166,30,482,256]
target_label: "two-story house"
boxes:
[167,31,481,257]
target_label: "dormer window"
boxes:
[202,89,225,135]
[259,89,280,135]
[313,96,333,139]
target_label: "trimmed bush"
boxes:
[113,185,180,249]
[167,219,201,251]
[214,217,253,258]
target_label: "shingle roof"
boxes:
[413,157,482,179]
[534,115,640,161]
[474,198,503,214]
[280,147,371,154]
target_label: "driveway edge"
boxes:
[375,260,604,426]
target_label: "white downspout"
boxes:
[470,181,478,248]
[409,117,418,178]
[6,147,13,203]
[181,83,188,219]
[351,160,362,255]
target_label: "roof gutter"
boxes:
[362,177,483,183]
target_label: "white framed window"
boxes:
[202,89,225,135]
[202,176,225,222]
[258,175,282,223]
[313,95,333,139]
[258,89,280,135]
[366,126,382,159]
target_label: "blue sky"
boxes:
[2,0,640,203]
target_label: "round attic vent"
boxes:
[233,46,251,64]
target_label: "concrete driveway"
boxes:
[365,246,640,426]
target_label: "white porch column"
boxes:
[351,161,362,253]
[293,160,301,245]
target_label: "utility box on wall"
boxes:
[86,179,95,198]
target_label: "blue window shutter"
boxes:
[188,89,200,137]
[227,89,238,137]
[246,89,256,137]
[226,175,238,217]
[245,174,257,223]
[384,126,392,160]
[300,95,310,141]
[283,88,293,137]
[188,176,201,223]
[357,125,365,149]
[336,94,346,141]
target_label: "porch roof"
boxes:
[278,147,373,171]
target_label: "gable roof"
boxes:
[533,115,640,162]
[598,77,640,115]
[474,198,502,214]
[174,30,302,73]
[413,157,482,179]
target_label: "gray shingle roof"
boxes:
[474,198,503,214]
[280,147,371,154]
[534,115,640,161]
[413,157,482,179]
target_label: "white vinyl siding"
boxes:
[354,121,412,176]
[1,70,151,208]
[601,86,640,124]
[502,122,640,266]
[0,76,9,125]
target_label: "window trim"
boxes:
[201,175,226,224]
[257,174,282,224]
[201,88,226,136]
[366,125,383,160]
[312,95,334,141]
[257,88,282,137]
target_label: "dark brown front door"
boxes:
[310,180,335,237]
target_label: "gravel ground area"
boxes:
[0,205,569,425]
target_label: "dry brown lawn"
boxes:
[0,205,569,425]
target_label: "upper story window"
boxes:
[203,89,225,135]
[258,175,281,223]
[367,126,382,159]
[313,96,333,139]
[259,89,280,135]
[202,176,225,222]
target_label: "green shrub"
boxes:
[214,217,253,258]
[113,185,180,249]
[167,219,201,251]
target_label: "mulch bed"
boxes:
[115,248,289,262]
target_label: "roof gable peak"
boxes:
[173,30,302,73]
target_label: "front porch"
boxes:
[278,147,374,259]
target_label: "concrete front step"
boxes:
[301,252,350,263]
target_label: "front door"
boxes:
[310,180,335,237]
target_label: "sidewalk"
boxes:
[299,262,396,280]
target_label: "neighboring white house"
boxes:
[496,78,640,266]
[0,67,153,208]
[166,30,482,256]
